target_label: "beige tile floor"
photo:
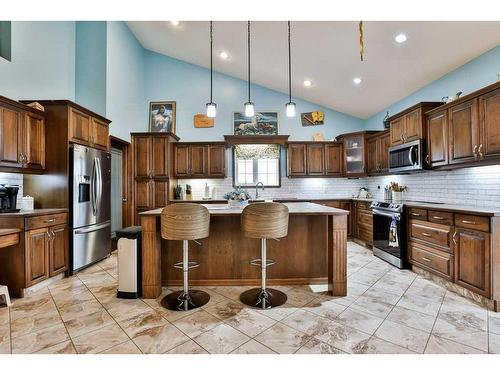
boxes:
[1,241,499,354]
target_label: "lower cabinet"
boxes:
[26,215,68,287]
[454,228,490,297]
[353,201,373,246]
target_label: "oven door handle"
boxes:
[372,209,400,219]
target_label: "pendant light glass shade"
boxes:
[285,102,296,117]
[206,21,217,118]
[244,102,255,117]
[206,102,217,118]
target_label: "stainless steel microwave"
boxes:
[388,139,423,173]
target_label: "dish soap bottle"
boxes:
[204,182,210,200]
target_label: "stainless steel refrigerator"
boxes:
[70,144,111,273]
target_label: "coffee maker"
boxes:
[0,185,20,213]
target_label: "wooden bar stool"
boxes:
[160,203,211,311]
[240,202,289,309]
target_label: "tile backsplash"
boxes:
[0,172,23,206]
[178,164,500,208]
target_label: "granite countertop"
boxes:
[0,208,68,217]
[172,197,373,203]
[141,202,349,216]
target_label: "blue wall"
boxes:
[365,46,500,130]
[106,22,147,142]
[75,21,107,116]
[0,21,75,101]
[143,51,364,142]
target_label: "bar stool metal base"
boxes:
[240,287,287,309]
[161,290,210,311]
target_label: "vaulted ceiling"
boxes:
[127,21,500,119]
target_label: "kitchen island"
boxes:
[139,202,349,299]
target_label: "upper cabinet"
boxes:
[424,81,500,169]
[339,131,379,177]
[287,142,342,178]
[173,142,226,178]
[69,106,110,151]
[366,130,390,175]
[388,102,442,146]
[0,96,45,173]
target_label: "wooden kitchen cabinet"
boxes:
[0,96,46,173]
[306,143,325,175]
[131,132,179,225]
[287,142,342,177]
[173,142,226,178]
[448,99,480,165]
[69,106,110,151]
[353,200,373,246]
[287,143,307,176]
[367,130,390,175]
[49,224,68,277]
[426,109,448,168]
[454,228,490,297]
[26,227,50,286]
[479,87,500,161]
[388,102,442,146]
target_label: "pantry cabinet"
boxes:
[0,96,45,173]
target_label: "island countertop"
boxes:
[139,202,350,216]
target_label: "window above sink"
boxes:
[233,144,281,188]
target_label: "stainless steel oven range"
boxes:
[371,201,407,269]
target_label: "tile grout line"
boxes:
[46,286,76,353]
[421,290,448,353]
[78,263,145,354]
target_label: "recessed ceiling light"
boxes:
[219,51,229,60]
[303,80,312,87]
[394,33,407,43]
[353,77,362,85]
[170,21,180,26]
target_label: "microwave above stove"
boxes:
[388,139,424,173]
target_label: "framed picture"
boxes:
[233,111,279,135]
[301,111,324,126]
[149,101,176,133]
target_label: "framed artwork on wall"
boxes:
[233,111,279,135]
[301,111,324,126]
[149,101,176,133]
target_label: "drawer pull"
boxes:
[461,220,476,225]
[411,213,421,217]
[45,219,55,223]
[421,232,432,237]
[422,257,432,262]
[432,216,444,220]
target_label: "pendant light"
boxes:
[206,21,217,118]
[285,21,296,117]
[244,21,255,117]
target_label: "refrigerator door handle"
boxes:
[95,156,102,217]
[90,157,97,216]
[74,221,111,234]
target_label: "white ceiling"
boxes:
[127,21,500,119]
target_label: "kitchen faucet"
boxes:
[255,182,264,199]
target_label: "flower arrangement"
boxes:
[388,181,407,192]
[224,186,252,202]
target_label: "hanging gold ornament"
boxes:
[359,21,364,61]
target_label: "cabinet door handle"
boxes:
[473,145,478,158]
[461,220,476,225]
[478,144,483,159]
[453,231,458,245]
[425,155,430,164]
[422,257,432,262]
[421,232,432,237]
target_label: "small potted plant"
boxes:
[224,186,252,208]
[389,182,407,203]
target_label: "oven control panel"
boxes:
[370,201,403,212]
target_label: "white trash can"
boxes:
[116,226,142,299]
